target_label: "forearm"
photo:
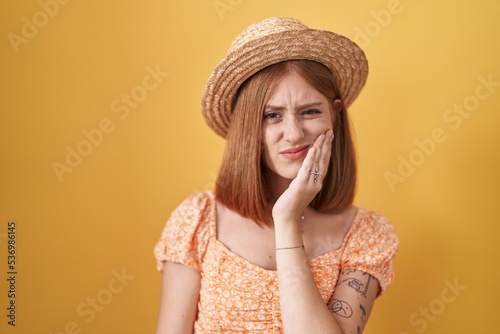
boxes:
[274,220,343,334]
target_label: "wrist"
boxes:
[276,244,305,251]
[274,221,303,249]
[272,213,302,225]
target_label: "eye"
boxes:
[302,109,322,116]
[263,112,280,120]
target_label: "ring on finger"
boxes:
[310,168,322,182]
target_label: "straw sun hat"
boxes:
[201,17,369,138]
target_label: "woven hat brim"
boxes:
[201,29,368,138]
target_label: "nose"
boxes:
[283,118,305,143]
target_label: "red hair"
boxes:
[215,60,357,226]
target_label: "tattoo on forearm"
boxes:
[336,272,373,298]
[328,299,353,318]
[337,278,365,296]
[359,303,366,321]
[342,269,357,276]
[363,273,372,297]
[357,325,361,334]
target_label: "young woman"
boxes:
[154,17,399,333]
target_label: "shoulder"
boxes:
[347,207,399,255]
[154,191,216,272]
[166,191,216,223]
[176,190,216,211]
[164,191,216,238]
[351,208,398,241]
[341,207,399,295]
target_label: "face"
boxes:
[262,71,334,180]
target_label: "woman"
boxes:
[154,17,399,333]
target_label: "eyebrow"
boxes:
[264,102,324,111]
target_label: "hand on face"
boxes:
[272,129,334,223]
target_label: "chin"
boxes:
[263,161,302,181]
[269,168,300,180]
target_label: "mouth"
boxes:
[280,145,310,160]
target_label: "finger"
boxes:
[311,131,327,164]
[311,133,325,163]
[296,132,330,185]
[308,131,332,184]
[318,130,333,174]
[295,146,317,184]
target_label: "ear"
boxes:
[332,99,343,113]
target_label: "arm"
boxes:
[155,261,201,334]
[327,270,379,333]
[275,220,343,333]
[274,130,378,333]
[273,131,338,333]
[275,236,378,333]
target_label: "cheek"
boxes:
[261,126,278,149]
[323,114,335,132]
[328,110,335,125]
[261,126,279,165]
[308,118,333,135]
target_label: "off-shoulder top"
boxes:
[154,191,399,333]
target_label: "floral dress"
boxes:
[154,191,399,333]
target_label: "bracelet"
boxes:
[276,245,305,251]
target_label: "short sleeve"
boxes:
[153,192,213,273]
[340,209,399,296]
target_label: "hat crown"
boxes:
[229,17,308,52]
[202,17,368,138]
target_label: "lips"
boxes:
[280,145,310,160]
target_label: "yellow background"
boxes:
[1,0,499,333]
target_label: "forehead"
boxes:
[267,71,329,105]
